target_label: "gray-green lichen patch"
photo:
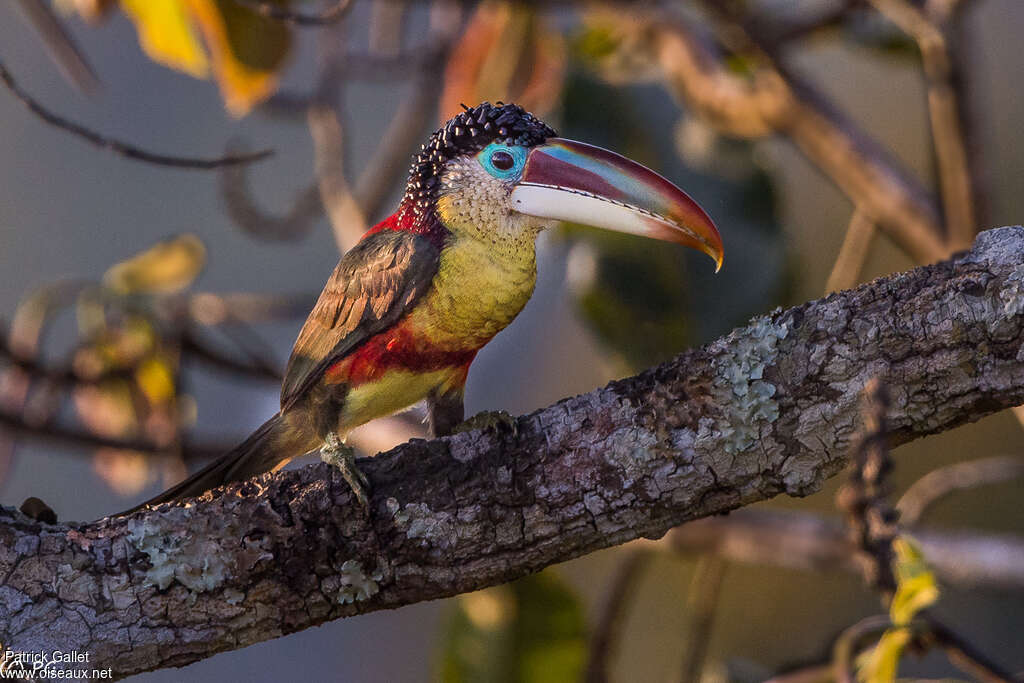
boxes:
[127,515,229,594]
[334,560,382,604]
[598,426,659,487]
[705,312,789,455]
[999,264,1024,317]
[391,501,457,548]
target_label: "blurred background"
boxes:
[0,0,1022,680]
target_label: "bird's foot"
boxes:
[320,433,371,511]
[452,410,518,437]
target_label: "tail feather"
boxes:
[119,413,293,515]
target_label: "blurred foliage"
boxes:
[103,233,206,295]
[439,1,566,124]
[59,0,291,115]
[71,234,208,493]
[71,313,185,494]
[842,8,919,58]
[438,572,587,683]
[558,72,785,368]
[856,537,940,683]
[570,9,661,86]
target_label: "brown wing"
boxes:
[280,229,441,409]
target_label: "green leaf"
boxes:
[438,572,587,683]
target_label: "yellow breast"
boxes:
[410,233,538,349]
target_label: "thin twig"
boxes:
[229,0,354,26]
[826,207,877,294]
[921,615,1018,683]
[12,0,99,94]
[219,142,323,240]
[352,67,440,218]
[0,281,94,483]
[836,379,1017,681]
[308,99,367,251]
[652,7,950,263]
[584,548,651,683]
[1,340,134,388]
[0,60,273,169]
[896,455,1024,526]
[663,507,1024,590]
[763,662,834,683]
[832,615,893,683]
[186,291,315,326]
[180,328,283,382]
[837,377,897,596]
[867,0,977,248]
[679,555,727,683]
[765,1,858,46]
[0,408,226,461]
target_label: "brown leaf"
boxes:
[439,1,565,123]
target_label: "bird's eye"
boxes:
[477,143,525,179]
[490,150,515,171]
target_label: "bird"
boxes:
[127,101,722,513]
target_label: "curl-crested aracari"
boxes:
[133,102,722,511]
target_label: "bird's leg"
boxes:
[427,389,465,437]
[320,433,370,510]
[453,410,518,436]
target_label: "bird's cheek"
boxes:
[436,195,459,225]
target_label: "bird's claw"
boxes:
[453,410,518,436]
[321,434,370,510]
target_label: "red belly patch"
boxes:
[324,323,478,386]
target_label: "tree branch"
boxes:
[651,9,950,263]
[0,61,273,169]
[663,507,1024,590]
[1,226,1022,678]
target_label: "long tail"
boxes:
[120,413,299,514]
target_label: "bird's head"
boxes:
[401,102,723,270]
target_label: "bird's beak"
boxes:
[511,138,723,271]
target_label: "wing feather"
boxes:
[280,230,441,408]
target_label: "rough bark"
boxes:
[1,226,1022,679]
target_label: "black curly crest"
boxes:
[401,102,557,217]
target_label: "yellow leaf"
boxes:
[183,0,291,116]
[103,234,206,295]
[136,355,176,405]
[439,1,565,123]
[120,0,209,78]
[856,628,910,683]
[889,536,940,626]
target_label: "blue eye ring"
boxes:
[477,143,526,180]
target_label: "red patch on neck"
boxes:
[362,207,449,249]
